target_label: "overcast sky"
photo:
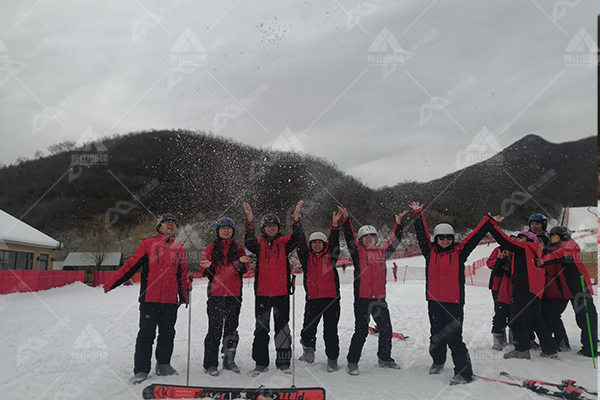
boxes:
[0,0,596,188]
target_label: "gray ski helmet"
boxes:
[309,232,327,245]
[432,223,455,242]
[549,226,571,241]
[156,213,179,232]
[536,231,550,245]
[357,225,377,241]
[261,214,281,228]
[216,217,235,235]
[528,213,548,231]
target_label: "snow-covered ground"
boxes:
[1,243,598,400]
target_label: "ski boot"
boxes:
[449,374,472,385]
[428,363,444,375]
[503,349,531,359]
[252,365,268,377]
[132,372,148,385]
[205,366,219,376]
[378,359,401,369]
[346,363,359,376]
[298,346,315,363]
[223,349,241,374]
[492,333,505,351]
[327,358,338,372]
[155,364,178,376]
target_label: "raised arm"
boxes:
[286,201,304,254]
[459,215,495,259]
[339,206,359,259]
[296,221,309,271]
[104,240,148,292]
[383,210,408,259]
[328,210,342,262]
[243,202,261,255]
[487,215,524,254]
[409,202,431,258]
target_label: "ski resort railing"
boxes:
[0,270,84,294]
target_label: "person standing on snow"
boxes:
[296,209,343,372]
[243,201,304,376]
[542,226,597,357]
[104,213,189,385]
[200,217,250,376]
[410,202,493,386]
[341,206,408,376]
[392,262,398,282]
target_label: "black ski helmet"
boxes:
[261,214,281,228]
[528,213,548,231]
[536,231,550,246]
[156,213,179,232]
[549,226,571,241]
[216,217,235,236]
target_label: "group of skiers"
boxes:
[103,204,597,387]
[486,213,597,361]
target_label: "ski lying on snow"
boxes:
[474,374,597,400]
[368,326,408,340]
[142,384,326,399]
[500,372,597,397]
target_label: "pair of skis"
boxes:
[367,326,408,340]
[142,384,325,399]
[475,372,597,399]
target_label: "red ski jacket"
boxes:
[343,218,403,299]
[488,222,544,299]
[542,239,594,296]
[104,234,189,304]
[244,219,302,297]
[201,240,247,297]
[487,247,502,291]
[297,225,341,300]
[413,211,493,304]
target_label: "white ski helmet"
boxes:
[432,223,455,242]
[357,225,378,241]
[309,232,327,244]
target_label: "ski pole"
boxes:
[580,275,596,368]
[186,275,193,385]
[291,274,296,388]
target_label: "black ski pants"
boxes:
[252,295,291,368]
[491,301,511,334]
[300,297,340,361]
[203,296,242,369]
[428,300,472,381]
[134,302,178,374]
[541,296,570,348]
[510,291,556,353]
[347,298,393,364]
[571,291,598,355]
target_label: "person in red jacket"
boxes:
[243,201,304,376]
[297,210,343,372]
[487,216,558,360]
[542,226,597,357]
[539,230,571,352]
[104,213,189,385]
[490,246,514,351]
[200,217,250,376]
[410,202,493,385]
[341,206,408,376]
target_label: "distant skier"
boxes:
[200,217,250,376]
[410,202,492,385]
[104,213,189,385]
[296,209,343,372]
[243,201,304,376]
[392,262,398,282]
[341,206,407,376]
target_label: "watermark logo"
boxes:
[455,127,502,170]
[213,83,269,132]
[105,178,160,229]
[0,39,28,87]
[69,127,109,182]
[419,75,475,126]
[132,0,186,43]
[71,323,108,360]
[500,169,558,217]
[170,27,206,67]
[367,27,404,77]
[552,0,584,21]
[271,126,304,165]
[564,27,598,68]
[32,85,88,136]
[346,1,381,31]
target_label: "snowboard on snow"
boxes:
[142,383,326,399]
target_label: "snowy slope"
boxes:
[1,247,598,400]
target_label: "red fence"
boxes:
[0,270,85,294]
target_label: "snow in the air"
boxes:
[1,243,597,400]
